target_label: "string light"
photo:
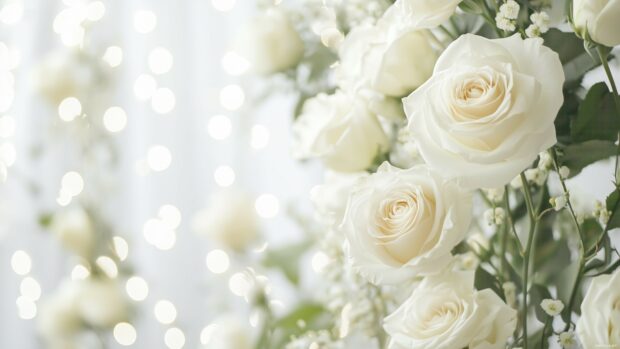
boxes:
[11,250,31,275]
[134,10,157,33]
[154,300,177,324]
[103,46,123,68]
[114,322,137,346]
[211,0,236,12]
[16,296,36,319]
[148,47,174,75]
[113,236,129,261]
[58,97,82,122]
[151,88,176,114]
[96,256,119,278]
[134,74,158,100]
[207,115,232,140]
[146,145,172,172]
[164,327,185,349]
[213,165,235,187]
[20,277,41,301]
[71,264,90,280]
[103,106,127,133]
[219,84,245,111]
[206,249,230,274]
[250,125,270,149]
[255,194,280,218]
[158,205,182,230]
[126,276,149,301]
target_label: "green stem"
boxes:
[520,172,538,349]
[504,185,524,253]
[597,46,620,183]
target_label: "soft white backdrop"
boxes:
[0,0,322,348]
[1,1,620,349]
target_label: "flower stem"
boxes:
[520,172,538,349]
[596,46,620,183]
[504,185,524,254]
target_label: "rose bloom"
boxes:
[404,34,564,189]
[38,280,82,340]
[342,162,472,284]
[292,90,389,172]
[384,269,516,349]
[336,14,438,97]
[50,208,95,258]
[310,170,368,228]
[577,268,620,346]
[573,0,620,47]
[383,0,464,29]
[77,277,129,328]
[192,189,259,251]
[33,49,100,105]
[233,9,304,75]
[203,315,253,349]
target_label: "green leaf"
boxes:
[38,213,53,228]
[458,0,484,14]
[263,241,312,285]
[530,284,552,323]
[606,189,620,230]
[474,266,501,296]
[270,303,330,348]
[558,140,617,177]
[571,82,620,142]
[543,29,598,87]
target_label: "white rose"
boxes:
[292,90,389,172]
[404,34,564,189]
[384,269,517,349]
[77,278,128,328]
[577,268,620,347]
[203,315,253,349]
[310,170,368,227]
[192,189,259,251]
[33,49,99,104]
[336,19,437,97]
[383,0,463,29]
[50,208,95,258]
[233,9,304,75]
[38,280,81,340]
[342,162,472,284]
[573,0,620,47]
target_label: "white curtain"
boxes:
[0,0,321,348]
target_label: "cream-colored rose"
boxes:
[33,49,99,105]
[38,280,81,340]
[233,9,304,75]
[383,0,463,29]
[50,208,95,258]
[404,34,564,189]
[342,162,472,284]
[192,189,259,251]
[292,90,389,172]
[577,268,620,347]
[77,277,128,328]
[310,170,368,227]
[384,269,516,349]
[336,18,437,97]
[573,0,620,47]
[203,315,253,349]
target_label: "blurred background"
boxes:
[0,0,322,348]
[1,1,619,348]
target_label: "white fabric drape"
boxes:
[0,1,321,348]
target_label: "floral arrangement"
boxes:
[222,0,620,348]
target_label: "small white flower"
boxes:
[457,252,479,271]
[483,187,505,203]
[500,0,521,19]
[593,201,611,226]
[484,207,505,225]
[526,24,541,38]
[558,331,576,348]
[538,151,553,170]
[496,15,516,32]
[530,11,550,32]
[525,168,548,186]
[550,195,567,211]
[599,209,611,226]
[541,298,564,317]
[559,166,570,179]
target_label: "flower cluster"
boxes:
[232,0,620,348]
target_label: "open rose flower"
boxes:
[404,34,564,189]
[293,90,389,172]
[577,268,620,347]
[336,18,438,97]
[382,0,463,29]
[384,269,516,349]
[342,163,472,284]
